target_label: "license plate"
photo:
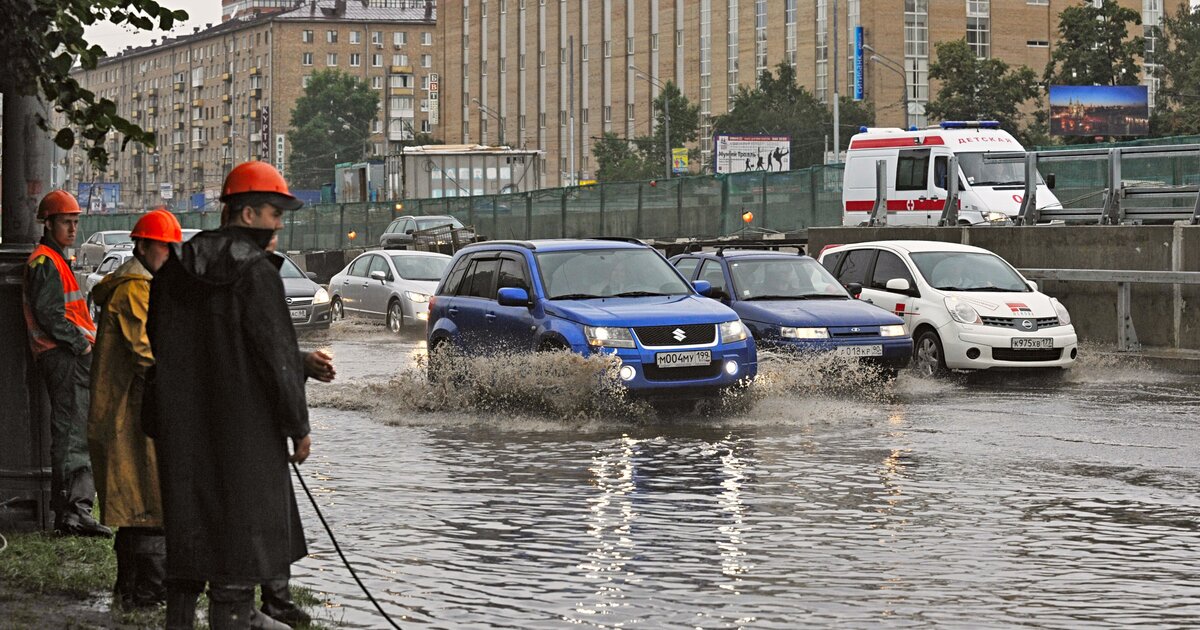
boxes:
[1011,337,1053,350]
[833,344,883,358]
[290,308,308,321]
[655,350,711,368]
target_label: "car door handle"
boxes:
[447,307,458,316]
[342,280,350,284]
[485,313,497,321]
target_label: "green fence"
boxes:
[78,166,846,251]
[1032,135,1200,212]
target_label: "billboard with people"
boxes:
[1049,85,1149,137]
[714,135,791,174]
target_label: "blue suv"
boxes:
[670,249,912,374]
[427,239,757,398]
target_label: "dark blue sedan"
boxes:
[669,249,912,373]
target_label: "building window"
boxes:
[677,28,683,47]
[393,32,407,46]
[519,53,526,69]
[302,75,312,87]
[652,33,659,51]
[373,53,383,67]
[302,52,313,66]
[604,40,611,58]
[463,34,469,49]
[372,76,383,89]
[539,50,546,66]
[815,0,828,102]
[302,30,313,43]
[421,54,432,68]
[603,105,611,122]
[539,112,546,127]
[350,53,361,67]
[627,37,634,54]
[327,53,338,66]
[755,0,767,76]
[626,104,634,120]
[372,119,382,133]
[421,119,432,133]
[727,0,739,91]
[1026,40,1049,47]
[582,43,588,61]
[350,31,361,44]
[326,30,338,44]
[905,0,930,126]
[581,108,588,123]
[422,32,432,45]
[966,1,990,59]
[559,109,566,125]
[372,31,382,45]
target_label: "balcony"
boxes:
[222,115,232,125]
[387,130,414,142]
[132,91,142,100]
[222,137,231,146]
[174,122,185,131]
[147,165,156,173]
[221,94,231,103]
[389,87,414,96]
[172,103,184,112]
[173,163,184,170]
[147,107,157,116]
[250,66,260,76]
[222,72,232,82]
[192,99,204,107]
[147,88,159,97]
[131,111,142,119]
[250,88,262,100]
[250,109,260,119]
[389,65,413,74]
[191,161,203,169]
[173,81,185,93]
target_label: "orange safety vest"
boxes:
[23,243,96,356]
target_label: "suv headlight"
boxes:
[719,320,748,343]
[313,288,330,305]
[584,326,636,348]
[781,326,828,339]
[984,211,1009,223]
[944,297,981,325]
[879,324,906,337]
[404,290,431,303]
[1051,298,1071,325]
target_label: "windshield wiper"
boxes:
[613,291,672,297]
[956,287,1026,292]
[796,293,848,299]
[744,294,807,301]
[550,293,603,300]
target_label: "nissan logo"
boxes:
[1021,319,1034,330]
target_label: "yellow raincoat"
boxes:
[87,257,162,527]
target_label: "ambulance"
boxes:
[841,121,1061,226]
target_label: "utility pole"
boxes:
[1,93,52,244]
[568,35,575,186]
[832,0,840,164]
[630,64,671,180]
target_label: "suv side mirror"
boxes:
[692,280,712,296]
[497,287,531,307]
[885,278,911,293]
[846,282,864,299]
[369,270,387,282]
[1045,173,1056,189]
[1026,280,1038,292]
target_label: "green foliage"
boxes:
[711,62,873,169]
[592,81,700,181]
[0,531,115,596]
[286,69,382,188]
[926,39,1042,144]
[1045,0,1143,87]
[1148,4,1200,136]
[0,0,188,170]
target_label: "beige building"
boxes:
[65,0,439,210]
[438,0,1166,188]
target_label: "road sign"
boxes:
[160,182,173,200]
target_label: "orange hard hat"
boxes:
[220,161,303,210]
[131,208,183,243]
[37,190,82,220]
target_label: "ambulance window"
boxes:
[934,156,965,191]
[871,251,917,294]
[837,249,876,286]
[896,149,930,191]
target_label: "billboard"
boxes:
[713,135,791,174]
[1049,85,1149,137]
[77,182,121,213]
[671,147,689,174]
[853,26,864,101]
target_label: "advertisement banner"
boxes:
[77,182,121,214]
[260,106,272,160]
[671,148,688,175]
[429,72,440,125]
[713,135,791,174]
[853,27,864,101]
[1049,85,1149,137]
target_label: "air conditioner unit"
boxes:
[375,43,383,49]
[393,43,401,49]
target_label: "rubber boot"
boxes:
[260,579,311,627]
[112,529,138,609]
[208,584,257,630]
[131,530,166,606]
[57,471,112,537]
[165,586,201,630]
[250,608,294,629]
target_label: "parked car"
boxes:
[426,238,757,399]
[329,250,452,332]
[277,252,332,331]
[84,245,135,320]
[380,215,476,249]
[669,249,912,375]
[818,241,1078,375]
[78,230,132,268]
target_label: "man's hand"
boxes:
[303,350,336,382]
[290,434,312,464]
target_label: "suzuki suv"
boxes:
[426,239,757,398]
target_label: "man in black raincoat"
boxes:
[146,162,312,630]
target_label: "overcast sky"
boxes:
[84,0,222,55]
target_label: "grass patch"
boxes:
[0,531,116,596]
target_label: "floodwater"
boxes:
[290,321,1200,628]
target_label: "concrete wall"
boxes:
[808,225,1200,351]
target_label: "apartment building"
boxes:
[438,0,1162,188]
[65,0,439,210]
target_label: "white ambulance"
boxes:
[841,121,1062,226]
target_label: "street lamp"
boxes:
[628,64,672,180]
[471,98,506,147]
[862,44,910,129]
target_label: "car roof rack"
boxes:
[460,239,536,250]
[593,236,647,246]
[715,245,805,257]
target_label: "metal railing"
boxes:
[1019,268,1200,352]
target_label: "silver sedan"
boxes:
[329,250,451,332]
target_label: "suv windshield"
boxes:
[416,217,465,230]
[910,252,1029,292]
[729,257,848,300]
[956,151,1043,187]
[391,255,449,281]
[537,248,691,299]
[278,255,306,279]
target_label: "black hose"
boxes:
[291,462,403,629]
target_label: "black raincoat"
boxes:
[146,225,309,583]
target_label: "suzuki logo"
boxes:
[1021,319,1034,330]
[672,328,687,342]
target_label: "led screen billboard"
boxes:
[1049,85,1149,137]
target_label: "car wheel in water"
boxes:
[426,339,450,382]
[387,300,404,333]
[331,297,344,321]
[914,329,948,377]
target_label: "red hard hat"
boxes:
[131,208,183,243]
[37,190,82,220]
[220,161,303,210]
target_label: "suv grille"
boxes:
[633,324,717,347]
[642,362,723,381]
[980,316,1059,329]
[991,348,1063,362]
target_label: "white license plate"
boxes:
[655,350,711,368]
[1012,337,1053,350]
[833,344,883,358]
[290,308,308,321]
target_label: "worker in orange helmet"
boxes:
[22,190,112,538]
[87,208,182,610]
[145,162,326,629]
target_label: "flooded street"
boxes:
[291,323,1200,628]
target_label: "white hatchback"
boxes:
[818,240,1077,375]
